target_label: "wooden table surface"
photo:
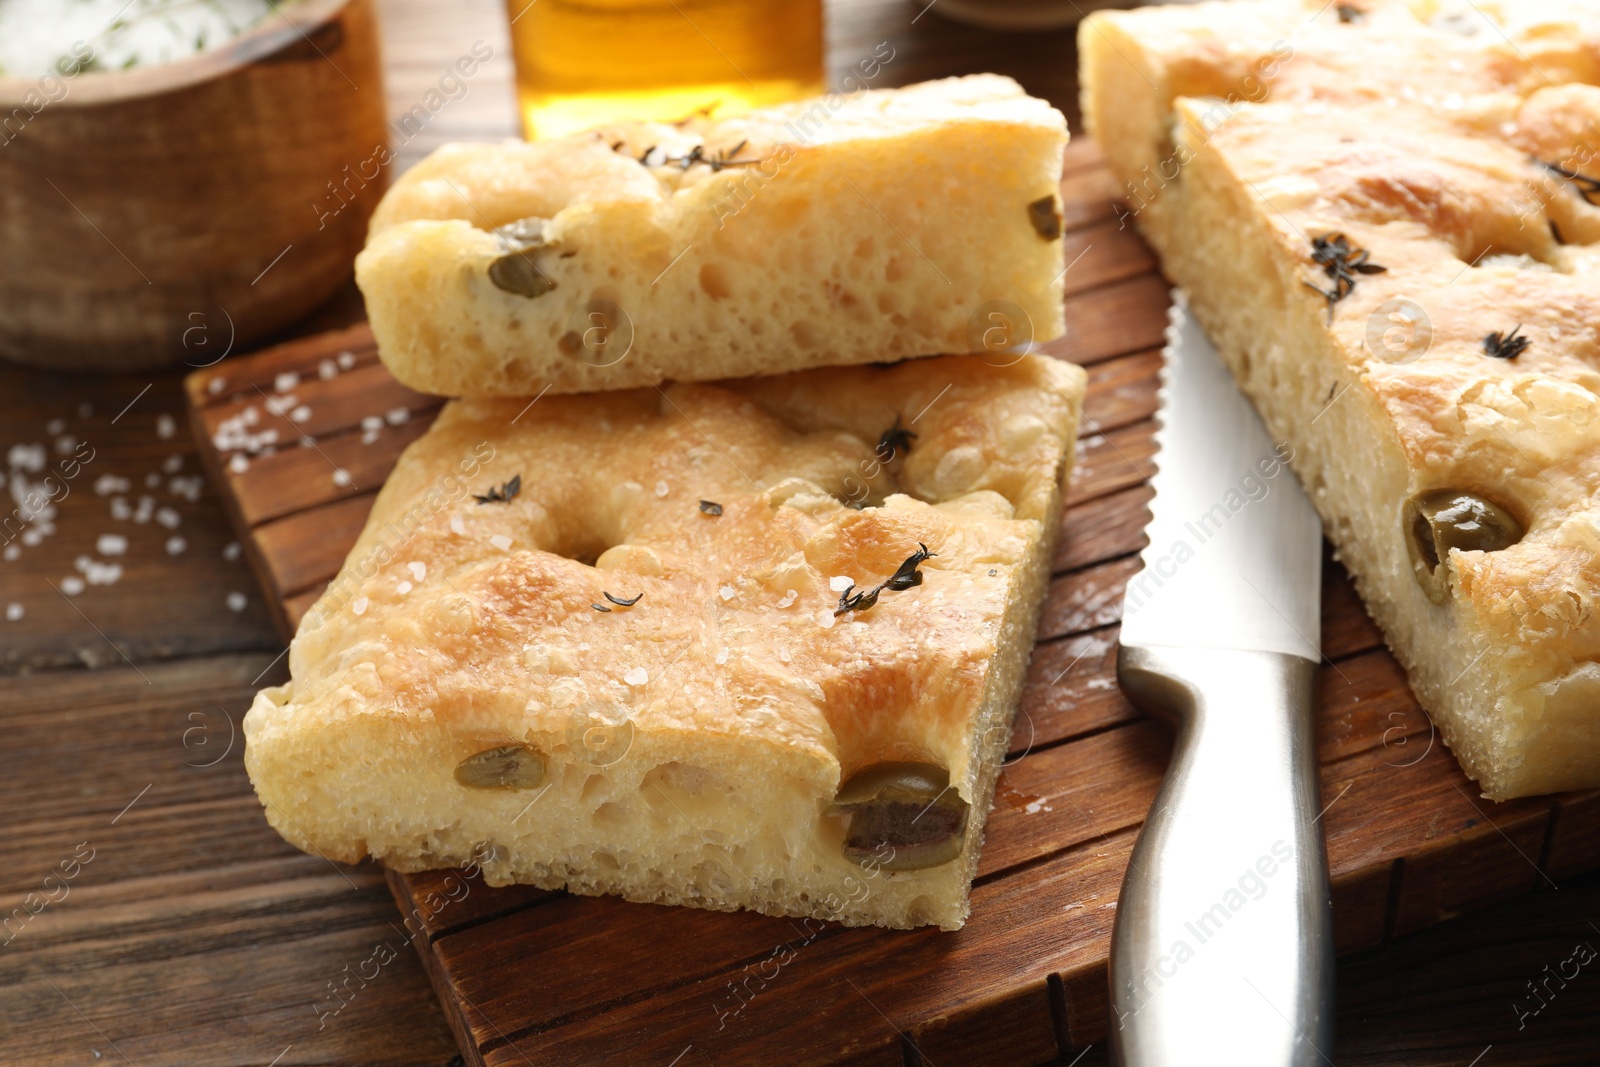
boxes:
[1,2,1595,1065]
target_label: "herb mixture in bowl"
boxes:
[0,0,298,77]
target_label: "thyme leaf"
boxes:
[473,474,521,505]
[1483,325,1531,360]
[834,543,939,616]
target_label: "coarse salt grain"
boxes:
[110,497,131,521]
[47,418,66,435]
[816,610,836,629]
[97,534,127,556]
[157,414,176,439]
[226,592,248,612]
[274,372,299,393]
[407,561,426,580]
[207,377,227,395]
[777,589,797,608]
[8,444,44,472]
[333,469,352,488]
[385,407,410,426]
[654,480,669,497]
[318,359,337,380]
[162,454,183,474]
[352,596,369,616]
[397,580,413,594]
[449,516,466,535]
[715,647,729,665]
[624,667,649,686]
[361,416,383,432]
[94,475,130,496]
[166,536,187,556]
[490,534,513,551]
[4,603,20,621]
[289,405,311,423]
[81,560,122,586]
[2,545,18,561]
[829,575,853,592]
[337,351,356,370]
[156,507,180,529]
[223,541,241,561]
[145,472,160,488]
[60,576,85,596]
[718,584,736,601]
[228,454,249,474]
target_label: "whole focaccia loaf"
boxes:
[244,354,1086,930]
[355,75,1069,397]
[1082,0,1600,799]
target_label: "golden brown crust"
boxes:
[245,353,1086,928]
[295,352,1082,770]
[1082,0,1600,797]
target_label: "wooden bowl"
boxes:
[0,0,389,372]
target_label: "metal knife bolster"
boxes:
[1110,297,1333,1066]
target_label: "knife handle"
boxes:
[1110,644,1333,1067]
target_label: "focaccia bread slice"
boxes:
[244,353,1086,930]
[1081,0,1600,799]
[354,75,1069,398]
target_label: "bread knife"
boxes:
[1110,294,1334,1065]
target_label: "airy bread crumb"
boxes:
[1082,0,1600,799]
[356,75,1069,397]
[245,354,1086,929]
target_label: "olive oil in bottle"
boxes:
[503,0,824,139]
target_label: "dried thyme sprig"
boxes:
[834,543,938,617]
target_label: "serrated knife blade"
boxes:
[1118,294,1322,660]
[1109,294,1334,1067]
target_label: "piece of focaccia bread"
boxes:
[1081,0,1600,799]
[355,75,1069,398]
[244,354,1085,930]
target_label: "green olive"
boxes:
[1403,489,1523,604]
[829,761,969,871]
[488,218,558,298]
[454,744,546,790]
[1028,195,1063,240]
[488,252,557,298]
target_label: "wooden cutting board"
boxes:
[183,139,1600,1067]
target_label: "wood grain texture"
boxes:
[183,144,1600,1066]
[4,2,1598,1066]
[0,0,389,371]
[0,654,460,1067]
[0,368,279,672]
